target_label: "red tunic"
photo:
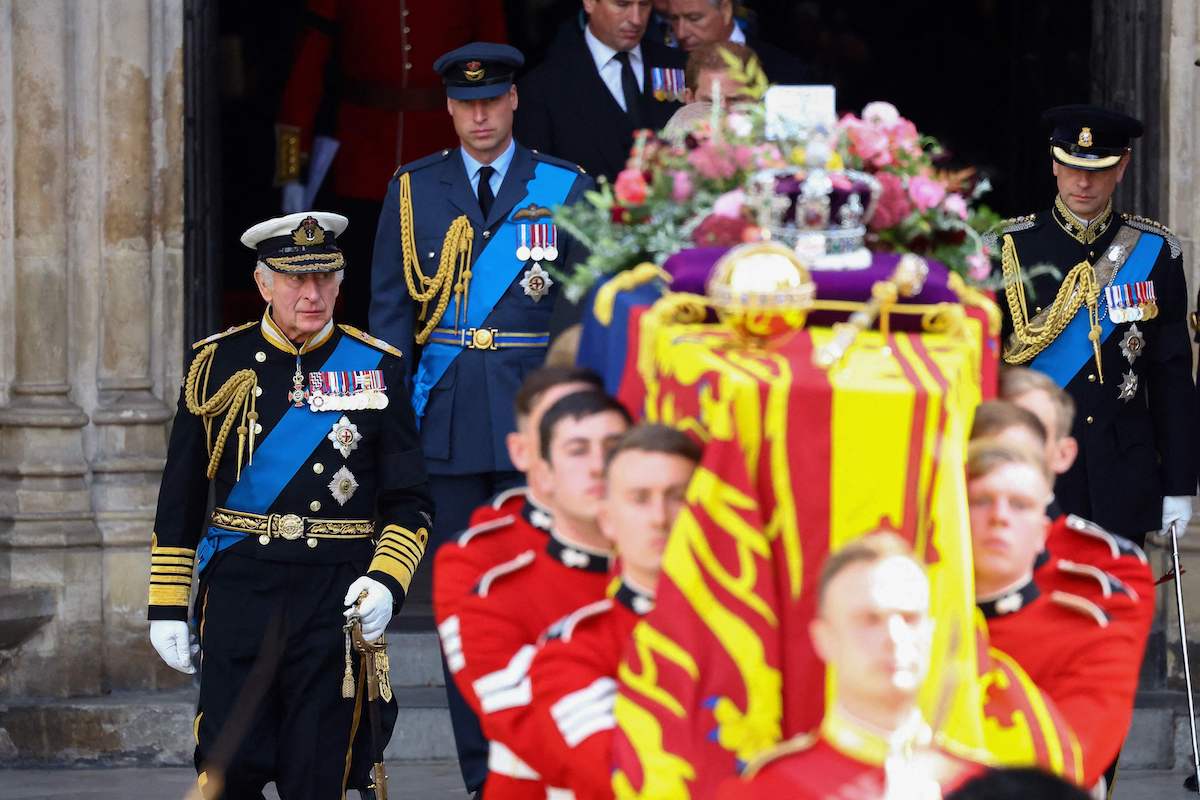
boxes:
[433,489,549,674]
[985,570,1152,787]
[523,584,648,800]
[1037,513,1152,605]
[453,535,613,799]
[276,0,508,200]
[716,708,981,800]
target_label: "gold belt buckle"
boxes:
[274,513,305,540]
[468,327,499,350]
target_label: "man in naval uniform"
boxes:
[369,42,594,552]
[995,104,1198,546]
[147,212,433,799]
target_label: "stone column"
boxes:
[78,0,184,691]
[0,0,101,698]
[0,0,185,697]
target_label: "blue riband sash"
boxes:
[194,333,382,575]
[1031,231,1163,387]
[410,162,576,420]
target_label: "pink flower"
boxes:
[967,251,991,281]
[942,193,969,220]
[687,142,738,180]
[711,189,745,219]
[672,171,694,203]
[614,168,649,206]
[862,101,900,127]
[908,175,946,212]
[844,120,891,168]
[886,118,921,156]
[692,213,752,248]
[869,173,913,230]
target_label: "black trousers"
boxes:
[195,552,395,799]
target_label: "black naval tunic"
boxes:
[148,312,433,798]
[997,201,1198,544]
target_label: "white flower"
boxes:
[862,101,900,127]
[726,112,753,138]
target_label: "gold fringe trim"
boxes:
[184,344,260,479]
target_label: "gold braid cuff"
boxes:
[184,344,260,480]
[1000,234,1104,383]
[398,172,475,344]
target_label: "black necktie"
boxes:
[477,165,495,219]
[614,51,643,128]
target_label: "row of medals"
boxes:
[290,369,389,411]
[1105,278,1157,323]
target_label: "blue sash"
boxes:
[1031,231,1163,387]
[410,162,577,420]
[194,334,383,575]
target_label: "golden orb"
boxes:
[706,241,817,343]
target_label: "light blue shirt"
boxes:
[461,138,516,201]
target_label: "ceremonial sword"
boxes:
[1167,521,1200,793]
[344,592,393,800]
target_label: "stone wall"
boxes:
[0,0,185,698]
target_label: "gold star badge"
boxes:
[1078,127,1093,148]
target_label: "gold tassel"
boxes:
[342,626,356,699]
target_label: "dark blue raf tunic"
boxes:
[369,142,592,546]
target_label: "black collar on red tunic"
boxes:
[546,534,610,573]
[615,580,655,615]
[522,499,554,532]
[977,579,1040,619]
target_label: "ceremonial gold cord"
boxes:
[1000,235,1104,383]
[398,172,475,343]
[184,344,260,479]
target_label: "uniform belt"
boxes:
[428,327,550,351]
[487,741,539,780]
[211,508,375,541]
[340,81,445,112]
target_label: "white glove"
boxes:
[281,181,305,214]
[1163,495,1194,537]
[343,576,393,642]
[150,620,196,674]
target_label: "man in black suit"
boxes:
[515,0,687,184]
[667,0,810,85]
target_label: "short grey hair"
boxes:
[254,261,344,286]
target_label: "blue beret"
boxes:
[434,42,524,101]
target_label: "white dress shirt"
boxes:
[584,26,644,112]
[460,138,516,200]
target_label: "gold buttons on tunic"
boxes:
[313,463,324,474]
[1088,374,1096,382]
[255,351,266,362]
[306,538,317,549]
[310,500,321,512]
[254,386,263,397]
[258,535,270,545]
[1086,416,1094,424]
[254,423,263,435]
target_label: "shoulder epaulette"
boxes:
[1055,559,1139,603]
[1121,213,1182,258]
[391,148,454,180]
[456,514,516,547]
[541,599,612,644]
[1064,514,1147,564]
[191,320,256,350]
[491,486,529,509]
[337,324,403,359]
[982,213,1039,252]
[475,549,535,597]
[741,732,818,778]
[529,148,588,175]
[1049,590,1109,628]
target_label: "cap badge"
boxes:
[292,216,325,246]
[463,61,485,82]
[1078,127,1093,148]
